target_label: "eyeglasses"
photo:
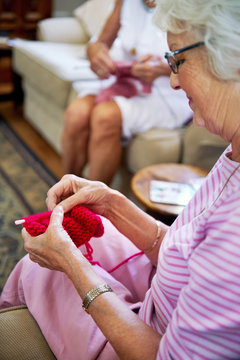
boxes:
[164,41,204,74]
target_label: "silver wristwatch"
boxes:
[82,284,113,313]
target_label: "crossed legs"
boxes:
[62,95,122,185]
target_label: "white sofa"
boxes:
[12,0,228,195]
[12,0,114,154]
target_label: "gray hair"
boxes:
[153,0,240,81]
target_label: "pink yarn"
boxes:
[95,61,152,104]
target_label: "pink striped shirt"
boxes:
[140,145,240,359]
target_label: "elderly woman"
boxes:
[1,0,240,359]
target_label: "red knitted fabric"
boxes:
[95,61,152,104]
[22,205,144,272]
[22,205,104,262]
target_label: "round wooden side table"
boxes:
[131,163,208,223]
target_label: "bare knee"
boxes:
[90,102,122,138]
[64,96,95,136]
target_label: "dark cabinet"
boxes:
[0,1,52,100]
[0,0,52,40]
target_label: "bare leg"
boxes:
[88,101,122,185]
[62,95,95,175]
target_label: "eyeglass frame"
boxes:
[164,41,204,74]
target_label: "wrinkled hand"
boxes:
[46,174,120,217]
[131,54,170,83]
[22,206,78,271]
[87,42,116,79]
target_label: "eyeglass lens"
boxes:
[168,56,178,74]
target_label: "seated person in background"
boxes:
[62,0,192,185]
[1,0,240,358]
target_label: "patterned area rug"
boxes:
[0,116,58,293]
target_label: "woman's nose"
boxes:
[170,72,181,90]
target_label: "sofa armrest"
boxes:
[37,17,90,44]
[0,305,56,359]
[73,0,115,39]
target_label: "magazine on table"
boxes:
[149,178,204,206]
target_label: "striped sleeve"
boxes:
[157,188,240,359]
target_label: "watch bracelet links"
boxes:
[82,284,113,313]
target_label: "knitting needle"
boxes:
[14,219,25,225]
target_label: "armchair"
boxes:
[0,305,56,359]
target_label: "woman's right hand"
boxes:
[46,174,122,218]
[131,54,171,83]
[87,42,116,79]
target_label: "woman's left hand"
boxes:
[22,206,79,272]
[131,54,170,83]
[45,174,120,218]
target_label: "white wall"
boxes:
[53,0,86,17]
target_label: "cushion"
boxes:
[182,124,228,171]
[0,305,56,359]
[73,0,115,38]
[37,17,89,44]
[126,128,185,173]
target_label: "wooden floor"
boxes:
[0,100,64,179]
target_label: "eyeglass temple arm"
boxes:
[165,41,204,58]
